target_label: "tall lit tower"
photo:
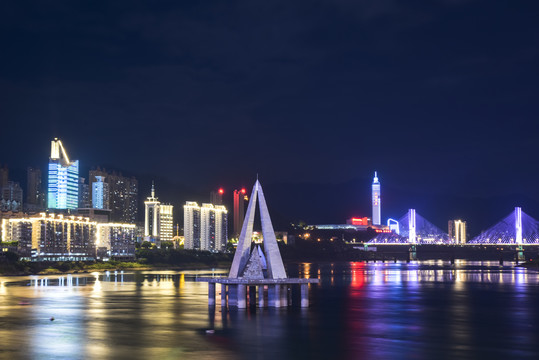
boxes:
[372,172,381,226]
[144,182,160,241]
[48,138,79,209]
[233,188,247,237]
[448,220,467,244]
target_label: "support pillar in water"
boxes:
[221,284,227,307]
[208,283,216,306]
[280,285,288,307]
[517,245,525,262]
[228,285,238,307]
[300,283,309,308]
[258,286,266,308]
[237,285,246,309]
[249,286,257,307]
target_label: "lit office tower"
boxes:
[92,176,110,209]
[196,203,228,251]
[89,168,138,223]
[144,183,160,242]
[26,167,44,210]
[448,220,467,244]
[233,188,247,236]
[214,205,228,251]
[48,138,79,210]
[372,172,381,226]
[184,201,201,249]
[200,204,216,251]
[159,204,174,242]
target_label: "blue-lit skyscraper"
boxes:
[48,138,79,209]
[92,176,109,209]
[372,172,381,225]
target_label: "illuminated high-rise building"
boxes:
[89,168,138,223]
[233,188,247,236]
[184,201,201,250]
[448,220,466,244]
[200,204,215,251]
[372,172,381,226]
[92,176,110,209]
[188,202,227,251]
[48,138,79,210]
[214,205,228,251]
[159,204,174,242]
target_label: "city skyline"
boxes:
[2,137,539,238]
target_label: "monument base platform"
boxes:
[197,277,319,309]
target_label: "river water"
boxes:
[1,261,538,359]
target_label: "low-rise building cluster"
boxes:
[2,213,135,260]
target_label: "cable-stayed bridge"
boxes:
[368,207,539,246]
[368,209,450,244]
[468,207,539,245]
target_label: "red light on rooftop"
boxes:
[218,188,224,195]
[241,188,246,194]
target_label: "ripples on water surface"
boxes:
[1,261,539,359]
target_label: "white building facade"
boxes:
[184,202,227,252]
[143,184,174,245]
[183,202,200,250]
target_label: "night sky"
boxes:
[1,1,538,234]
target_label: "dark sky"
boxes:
[1,1,539,231]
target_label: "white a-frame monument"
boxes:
[229,179,287,279]
[198,179,318,309]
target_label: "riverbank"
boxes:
[518,259,539,269]
[0,260,234,276]
[0,248,234,276]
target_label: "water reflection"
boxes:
[0,263,538,359]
